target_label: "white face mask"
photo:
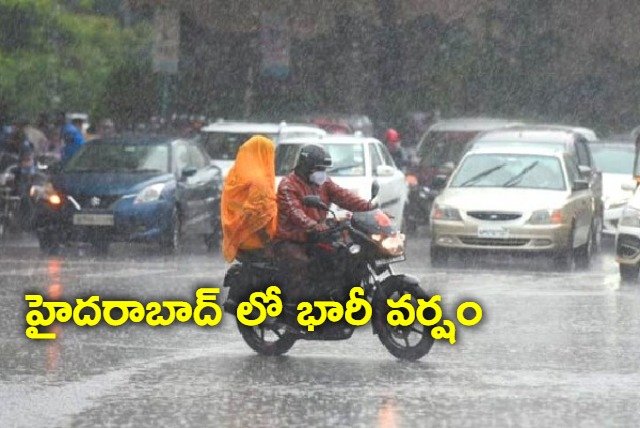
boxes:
[309,170,327,185]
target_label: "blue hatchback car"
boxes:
[33,135,222,254]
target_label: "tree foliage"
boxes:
[0,0,151,123]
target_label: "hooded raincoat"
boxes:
[221,135,277,262]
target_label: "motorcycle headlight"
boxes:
[431,204,462,221]
[372,233,405,256]
[134,183,166,204]
[33,182,62,205]
[528,209,563,225]
[620,206,640,228]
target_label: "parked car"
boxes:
[32,135,222,254]
[274,135,407,229]
[463,125,604,247]
[430,145,596,270]
[197,120,326,177]
[404,117,524,232]
[589,139,636,236]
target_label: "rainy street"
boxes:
[1,235,639,428]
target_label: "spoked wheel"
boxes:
[378,283,435,361]
[237,317,296,356]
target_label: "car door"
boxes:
[564,154,593,246]
[187,141,220,233]
[173,141,199,234]
[575,137,603,212]
[371,142,407,226]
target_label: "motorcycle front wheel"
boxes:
[237,318,297,356]
[378,282,435,361]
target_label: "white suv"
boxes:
[197,120,326,177]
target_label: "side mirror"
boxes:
[302,195,329,211]
[371,180,380,200]
[181,166,198,178]
[578,165,592,177]
[622,182,637,192]
[375,165,395,177]
[572,179,590,192]
[432,174,448,189]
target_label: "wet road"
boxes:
[1,234,640,428]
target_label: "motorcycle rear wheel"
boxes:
[237,318,296,356]
[378,283,435,361]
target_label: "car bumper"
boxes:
[34,196,173,243]
[431,221,571,252]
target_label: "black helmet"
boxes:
[295,144,332,176]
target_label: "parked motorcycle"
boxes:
[223,183,436,360]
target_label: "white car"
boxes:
[275,135,407,229]
[589,140,636,235]
[616,189,640,281]
[197,120,326,177]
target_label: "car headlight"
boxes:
[431,203,462,221]
[134,183,166,204]
[620,206,640,228]
[528,209,563,225]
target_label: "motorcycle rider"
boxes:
[273,144,376,301]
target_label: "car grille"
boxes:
[72,195,121,209]
[467,211,522,221]
[460,237,529,247]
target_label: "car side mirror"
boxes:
[572,179,589,192]
[622,182,637,192]
[432,174,448,188]
[578,165,592,177]
[375,165,395,177]
[302,195,329,211]
[181,166,198,178]
[371,180,380,200]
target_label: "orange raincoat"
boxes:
[221,135,277,262]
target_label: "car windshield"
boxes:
[418,131,480,168]
[276,143,366,177]
[198,132,278,160]
[450,153,566,190]
[470,141,566,152]
[591,145,634,174]
[64,142,170,173]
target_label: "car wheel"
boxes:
[163,207,182,252]
[37,230,60,255]
[575,224,593,269]
[553,223,575,272]
[619,264,639,283]
[430,244,449,267]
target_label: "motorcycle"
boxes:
[223,183,436,360]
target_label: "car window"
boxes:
[369,143,383,175]
[418,131,478,167]
[200,132,278,160]
[188,143,207,169]
[450,153,566,190]
[590,145,634,174]
[564,154,581,186]
[275,144,302,176]
[575,139,590,167]
[377,142,397,168]
[65,142,170,173]
[275,143,365,177]
[174,143,190,172]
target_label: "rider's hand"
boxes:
[311,222,330,233]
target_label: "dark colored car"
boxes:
[32,136,222,254]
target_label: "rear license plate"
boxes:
[73,214,114,226]
[477,226,509,239]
